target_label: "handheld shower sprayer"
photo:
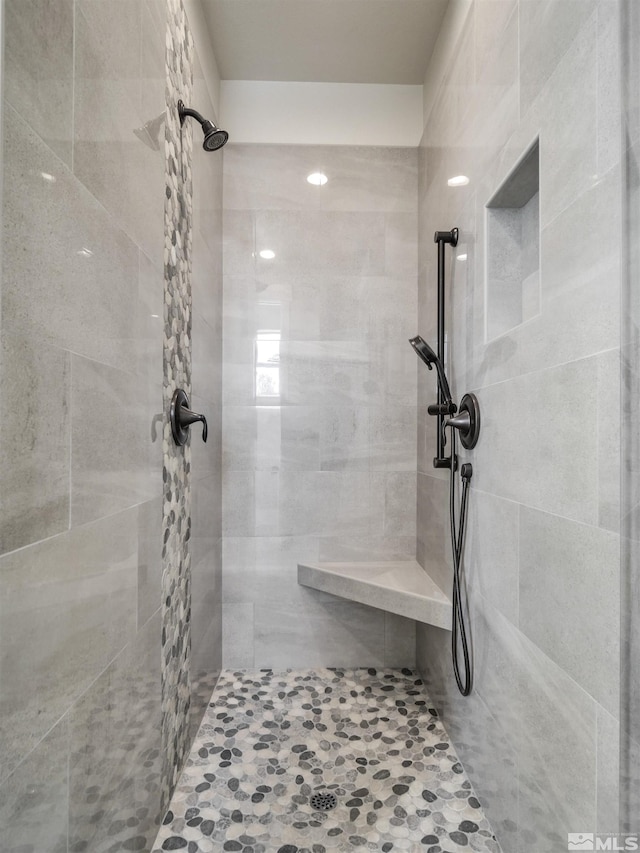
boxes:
[408,335,456,414]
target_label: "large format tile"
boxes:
[255,211,387,277]
[519,506,620,714]
[137,251,165,387]
[223,470,386,539]
[515,633,597,853]
[73,0,164,261]
[222,536,320,604]
[465,489,519,625]
[536,9,598,228]
[384,472,417,537]
[519,167,621,379]
[222,602,254,668]
[2,105,140,374]
[473,355,602,525]
[597,0,623,175]
[137,496,163,628]
[224,144,417,214]
[4,0,74,165]
[253,598,386,668]
[68,610,162,853]
[416,473,450,595]
[223,406,321,472]
[0,509,138,782]
[384,612,416,667]
[0,333,70,555]
[420,610,520,853]
[70,355,162,526]
[0,717,68,853]
[519,0,598,119]
[191,474,222,684]
[596,704,620,833]
[318,533,415,562]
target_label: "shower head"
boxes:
[409,335,439,369]
[409,335,453,406]
[177,100,228,151]
[201,121,229,151]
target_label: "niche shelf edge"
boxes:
[297,560,452,630]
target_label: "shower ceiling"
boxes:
[200,0,450,84]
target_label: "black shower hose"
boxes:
[448,428,473,696]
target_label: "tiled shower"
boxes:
[0,1,638,852]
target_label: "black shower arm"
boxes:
[178,102,206,127]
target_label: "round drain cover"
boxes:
[310,791,338,812]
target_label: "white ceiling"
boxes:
[201,0,450,85]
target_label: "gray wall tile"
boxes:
[253,598,386,669]
[0,717,68,853]
[519,506,620,715]
[0,1,223,849]
[465,489,519,624]
[3,105,140,375]
[223,603,255,668]
[4,0,74,165]
[222,145,418,666]
[0,334,70,555]
[596,704,620,833]
[70,355,162,526]
[417,0,623,847]
[138,497,163,628]
[68,610,162,853]
[384,613,416,667]
[73,0,165,261]
[519,0,597,119]
[0,509,138,782]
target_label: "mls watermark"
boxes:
[568,834,640,851]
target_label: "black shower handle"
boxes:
[170,389,208,445]
[179,405,208,442]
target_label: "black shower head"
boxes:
[409,335,453,406]
[178,100,228,151]
[201,119,229,151]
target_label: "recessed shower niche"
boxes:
[485,140,540,341]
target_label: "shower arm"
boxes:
[178,103,207,126]
[432,228,458,469]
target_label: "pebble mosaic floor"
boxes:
[151,669,501,853]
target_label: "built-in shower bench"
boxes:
[297,560,452,630]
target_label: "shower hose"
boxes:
[447,427,473,696]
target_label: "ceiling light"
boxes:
[457,253,468,261]
[307,172,328,186]
[41,172,56,183]
[448,175,469,187]
[150,313,160,318]
[259,249,275,260]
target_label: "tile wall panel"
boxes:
[0,0,223,849]
[415,2,624,850]
[222,144,418,668]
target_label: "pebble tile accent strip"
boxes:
[152,669,501,852]
[161,0,195,815]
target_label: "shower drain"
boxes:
[310,791,338,812]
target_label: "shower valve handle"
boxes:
[170,389,208,446]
